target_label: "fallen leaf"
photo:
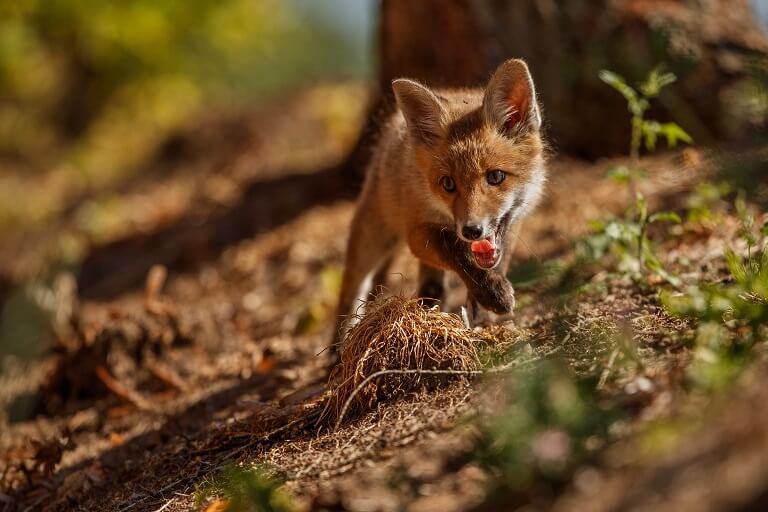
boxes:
[29,430,76,478]
[109,432,125,447]
[255,356,274,375]
[205,499,230,512]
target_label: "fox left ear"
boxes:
[483,59,541,137]
[393,78,447,147]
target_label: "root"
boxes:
[321,295,524,425]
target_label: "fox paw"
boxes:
[462,298,515,329]
[471,273,515,314]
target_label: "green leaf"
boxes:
[635,193,648,222]
[600,69,655,118]
[606,164,632,184]
[640,68,677,98]
[604,220,639,241]
[599,70,637,103]
[645,257,682,287]
[589,219,606,232]
[649,211,682,224]
[641,121,692,151]
[642,122,659,151]
[659,122,693,148]
[604,221,624,240]
[629,97,650,118]
[725,248,748,285]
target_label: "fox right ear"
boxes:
[392,79,446,146]
[483,59,541,138]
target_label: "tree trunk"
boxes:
[345,0,767,177]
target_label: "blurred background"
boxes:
[0,0,377,365]
[0,0,375,251]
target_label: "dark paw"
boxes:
[471,273,515,314]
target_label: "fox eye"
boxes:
[486,169,506,185]
[440,175,456,192]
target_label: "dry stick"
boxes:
[95,365,155,412]
[597,348,620,390]
[144,264,177,316]
[146,358,187,391]
[118,467,203,512]
[150,498,175,512]
[333,360,525,431]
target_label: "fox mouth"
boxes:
[469,212,512,269]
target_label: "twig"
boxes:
[95,366,155,412]
[151,498,175,512]
[118,467,201,512]
[637,213,647,272]
[333,361,521,430]
[146,359,187,391]
[144,264,176,316]
[597,348,620,390]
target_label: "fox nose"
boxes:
[461,224,484,240]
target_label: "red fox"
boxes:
[333,59,547,349]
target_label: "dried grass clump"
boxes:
[322,295,505,426]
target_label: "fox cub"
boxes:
[333,59,547,348]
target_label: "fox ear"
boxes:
[392,79,446,146]
[483,59,541,137]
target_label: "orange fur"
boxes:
[331,59,548,352]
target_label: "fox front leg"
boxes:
[433,226,515,315]
[408,225,515,315]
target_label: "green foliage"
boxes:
[578,194,681,284]
[294,265,342,335]
[662,200,768,390]
[476,362,616,489]
[599,68,692,163]
[685,181,732,223]
[195,464,295,512]
[638,68,678,99]
[606,164,638,185]
[506,258,568,292]
[598,70,648,117]
[593,67,692,281]
[640,121,693,151]
[0,0,362,168]
[0,1,367,243]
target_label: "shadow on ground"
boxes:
[77,165,358,300]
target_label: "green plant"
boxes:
[578,194,681,281]
[476,362,617,490]
[195,464,295,512]
[590,67,692,279]
[662,199,768,390]
[685,181,732,224]
[600,68,692,196]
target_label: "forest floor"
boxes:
[0,84,767,512]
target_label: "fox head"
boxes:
[392,59,546,268]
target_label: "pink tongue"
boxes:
[471,238,495,255]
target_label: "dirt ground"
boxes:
[0,86,766,512]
